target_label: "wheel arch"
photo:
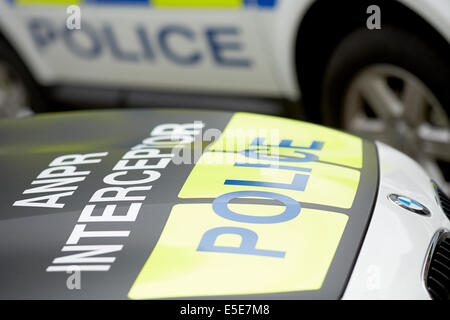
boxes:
[295,0,450,122]
[0,11,53,113]
[0,1,54,87]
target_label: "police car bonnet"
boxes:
[0,109,378,299]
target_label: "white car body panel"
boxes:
[0,0,449,99]
[0,2,283,96]
[343,141,450,300]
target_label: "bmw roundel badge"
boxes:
[388,194,431,216]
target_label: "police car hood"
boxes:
[0,109,378,299]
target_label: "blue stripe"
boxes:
[7,0,277,7]
[234,163,312,173]
[244,0,277,8]
[255,0,276,7]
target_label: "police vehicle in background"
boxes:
[1,108,449,299]
[0,0,449,193]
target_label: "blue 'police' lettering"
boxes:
[206,27,251,67]
[136,25,156,61]
[27,18,252,68]
[212,191,301,224]
[197,226,285,258]
[63,22,102,59]
[241,148,319,163]
[224,174,309,191]
[103,25,140,62]
[251,138,324,150]
[225,173,309,191]
[28,18,57,50]
[234,162,312,173]
[158,26,202,65]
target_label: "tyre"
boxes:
[321,26,450,194]
[0,37,48,118]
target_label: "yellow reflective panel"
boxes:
[128,204,348,299]
[179,152,360,209]
[153,0,241,7]
[207,112,363,169]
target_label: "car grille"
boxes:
[426,232,450,300]
[435,184,450,219]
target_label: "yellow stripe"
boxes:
[153,0,242,8]
[128,204,348,299]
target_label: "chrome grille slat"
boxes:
[435,260,450,273]
[434,183,450,219]
[436,252,450,263]
[426,231,450,300]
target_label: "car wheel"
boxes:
[321,26,450,194]
[0,38,48,118]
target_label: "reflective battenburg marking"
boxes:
[179,151,360,209]
[11,0,277,7]
[207,112,363,169]
[129,112,362,299]
[180,112,362,209]
[128,204,348,299]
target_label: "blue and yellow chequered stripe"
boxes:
[10,0,277,8]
